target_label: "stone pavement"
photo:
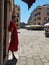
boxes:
[9,29,49,65]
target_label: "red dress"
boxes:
[8,20,18,52]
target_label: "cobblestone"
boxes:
[19,60,27,65]
[46,55,49,61]
[44,63,49,65]
[27,59,34,65]
[20,56,26,61]
[41,58,48,63]
[34,60,43,65]
[8,29,49,65]
[33,56,40,60]
[39,55,45,59]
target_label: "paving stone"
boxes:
[14,29,49,65]
[46,55,49,61]
[19,60,27,65]
[27,59,34,65]
[20,56,26,61]
[41,58,48,62]
[34,60,43,65]
[44,63,49,65]
[32,53,39,56]
[39,55,45,59]
[26,55,33,58]
[16,60,20,65]
[33,56,40,60]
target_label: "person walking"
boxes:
[8,14,19,61]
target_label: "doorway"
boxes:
[3,0,7,61]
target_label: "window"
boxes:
[44,17,49,21]
[18,8,20,10]
[9,0,12,11]
[35,12,41,16]
[47,8,49,10]
[17,13,19,17]
[38,22,40,25]
[38,17,41,20]
[38,8,42,10]
[47,18,49,21]
[47,12,49,15]
[44,17,47,21]
[35,13,38,16]
[38,12,41,15]
[16,19,18,22]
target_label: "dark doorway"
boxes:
[3,0,7,61]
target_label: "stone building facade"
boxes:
[28,4,49,25]
[14,5,20,29]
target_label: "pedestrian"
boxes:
[8,14,19,61]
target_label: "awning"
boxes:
[44,23,49,27]
[22,0,35,9]
[25,25,31,27]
